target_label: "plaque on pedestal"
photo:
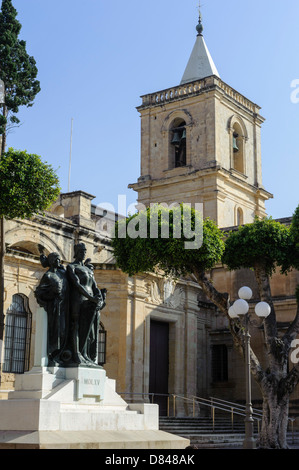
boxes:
[65,367,106,401]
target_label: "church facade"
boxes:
[0,13,298,421]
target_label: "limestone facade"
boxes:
[0,192,200,418]
[0,31,298,425]
[1,191,298,418]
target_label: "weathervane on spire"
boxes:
[196,1,204,36]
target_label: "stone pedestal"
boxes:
[0,366,189,449]
[0,308,189,449]
[34,308,48,368]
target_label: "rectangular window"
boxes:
[98,325,107,366]
[211,344,228,382]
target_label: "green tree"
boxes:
[289,205,299,270]
[0,0,41,153]
[0,148,60,218]
[0,0,42,349]
[223,216,299,449]
[112,205,299,449]
[0,148,60,340]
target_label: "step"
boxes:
[0,391,12,400]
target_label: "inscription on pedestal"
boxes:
[66,367,106,401]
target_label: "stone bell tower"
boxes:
[129,10,273,228]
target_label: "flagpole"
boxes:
[68,118,73,192]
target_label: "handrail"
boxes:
[209,395,294,427]
[119,392,295,437]
[208,396,263,420]
[209,396,263,416]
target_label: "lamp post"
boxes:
[228,286,271,449]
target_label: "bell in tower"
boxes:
[171,132,181,146]
[233,132,239,153]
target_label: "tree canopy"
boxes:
[222,217,292,276]
[0,148,60,219]
[0,0,40,149]
[112,204,225,277]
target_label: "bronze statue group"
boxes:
[35,243,107,368]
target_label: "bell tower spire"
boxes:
[180,3,220,85]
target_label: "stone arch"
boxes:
[6,226,66,259]
[5,273,40,307]
[227,114,248,141]
[52,205,65,218]
[161,109,194,133]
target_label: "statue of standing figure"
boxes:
[34,252,69,366]
[67,243,106,366]
[35,242,107,368]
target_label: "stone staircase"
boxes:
[159,416,299,448]
[0,390,11,400]
[159,416,248,448]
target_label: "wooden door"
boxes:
[149,320,169,416]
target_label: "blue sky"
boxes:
[5,0,299,219]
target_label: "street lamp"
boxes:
[228,286,271,449]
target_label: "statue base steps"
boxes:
[0,430,189,449]
[0,366,189,449]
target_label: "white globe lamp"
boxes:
[228,305,239,319]
[233,299,249,316]
[238,286,253,301]
[255,302,271,318]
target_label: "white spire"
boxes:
[180,6,220,85]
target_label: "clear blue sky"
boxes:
[6,0,299,219]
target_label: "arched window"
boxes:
[98,322,107,366]
[170,118,186,168]
[236,207,244,226]
[3,294,32,374]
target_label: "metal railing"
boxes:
[120,392,261,428]
[171,394,262,433]
[119,392,297,441]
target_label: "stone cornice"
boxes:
[129,165,273,201]
[137,75,263,120]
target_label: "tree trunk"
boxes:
[259,388,290,449]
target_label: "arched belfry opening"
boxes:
[230,118,247,175]
[170,118,187,168]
